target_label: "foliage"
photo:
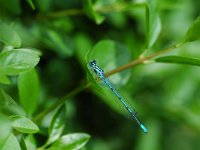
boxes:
[0,0,200,149]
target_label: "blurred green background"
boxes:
[0,0,200,149]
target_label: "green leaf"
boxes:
[48,133,90,150]
[83,0,105,24]
[18,68,40,115]
[2,133,21,150]
[155,55,200,66]
[47,105,66,145]
[0,48,40,75]
[0,22,21,47]
[183,17,200,43]
[87,40,131,86]
[145,0,161,49]
[0,89,26,115]
[10,115,39,134]
[26,0,35,10]
[0,114,12,148]
[0,75,11,84]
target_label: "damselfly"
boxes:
[89,60,148,133]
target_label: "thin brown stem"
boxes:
[44,2,145,18]
[105,42,182,77]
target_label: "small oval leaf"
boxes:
[10,115,39,134]
[87,40,131,86]
[18,68,40,115]
[47,104,66,145]
[48,133,90,150]
[155,55,200,66]
[0,48,40,75]
[145,0,161,49]
[0,89,26,116]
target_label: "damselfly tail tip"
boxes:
[140,124,148,134]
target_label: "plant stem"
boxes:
[105,43,183,77]
[33,42,182,122]
[45,2,145,18]
[95,3,144,13]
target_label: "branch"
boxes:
[105,43,182,77]
[42,2,145,18]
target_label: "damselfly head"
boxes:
[89,60,96,67]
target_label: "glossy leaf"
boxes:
[0,48,40,75]
[145,0,161,49]
[87,40,131,86]
[18,68,40,115]
[155,55,200,66]
[10,115,39,134]
[0,75,10,84]
[0,22,21,47]
[47,105,66,145]
[0,89,26,115]
[183,17,200,42]
[2,133,21,150]
[83,0,105,24]
[48,133,90,150]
